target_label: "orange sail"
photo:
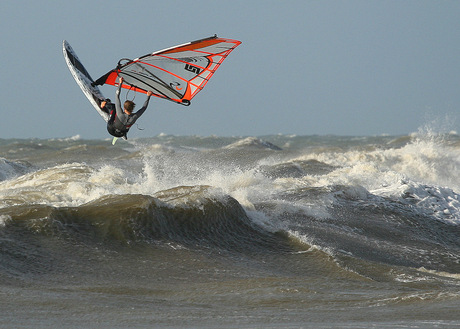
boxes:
[94,35,241,106]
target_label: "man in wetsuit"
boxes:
[105,77,153,139]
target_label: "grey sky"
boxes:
[1,0,459,139]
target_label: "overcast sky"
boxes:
[1,0,459,139]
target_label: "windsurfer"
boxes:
[106,77,153,138]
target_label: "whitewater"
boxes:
[1,130,459,328]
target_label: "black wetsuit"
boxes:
[106,83,151,138]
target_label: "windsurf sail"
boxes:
[93,35,241,106]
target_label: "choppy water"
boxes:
[1,131,460,328]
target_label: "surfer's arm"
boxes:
[115,77,127,123]
[132,91,153,118]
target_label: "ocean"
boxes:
[1,131,459,328]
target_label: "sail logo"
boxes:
[184,64,201,75]
[170,82,183,91]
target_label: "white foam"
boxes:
[0,163,135,208]
[0,158,30,182]
[223,137,282,150]
[50,135,81,142]
[417,267,460,280]
[281,132,460,224]
[1,129,459,226]
[0,214,11,227]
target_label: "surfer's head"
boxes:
[124,100,135,114]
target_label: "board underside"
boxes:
[63,40,109,122]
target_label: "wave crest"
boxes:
[2,186,294,253]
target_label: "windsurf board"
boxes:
[62,40,109,122]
